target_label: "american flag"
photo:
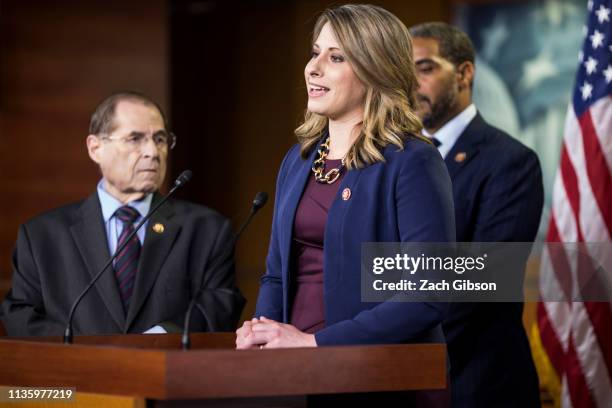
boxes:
[535,0,612,407]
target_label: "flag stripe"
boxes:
[542,284,572,352]
[538,301,566,376]
[561,376,574,408]
[582,302,612,385]
[551,171,579,242]
[590,97,612,174]
[571,302,612,408]
[566,332,596,408]
[577,109,612,238]
[543,215,573,302]
[559,142,584,242]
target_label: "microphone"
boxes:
[174,169,192,187]
[63,170,193,344]
[181,191,268,350]
[252,191,268,209]
[235,191,268,238]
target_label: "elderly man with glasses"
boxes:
[1,92,245,336]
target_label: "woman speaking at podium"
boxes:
[236,4,455,350]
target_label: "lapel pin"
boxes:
[152,223,165,234]
[454,152,467,163]
[342,188,352,201]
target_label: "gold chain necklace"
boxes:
[311,136,345,184]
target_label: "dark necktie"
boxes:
[432,137,442,148]
[114,206,141,312]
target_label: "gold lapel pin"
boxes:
[152,223,165,234]
[342,188,352,201]
[454,152,467,163]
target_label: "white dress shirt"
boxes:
[423,104,477,159]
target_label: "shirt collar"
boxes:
[423,104,477,159]
[96,179,153,223]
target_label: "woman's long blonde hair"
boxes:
[296,4,427,169]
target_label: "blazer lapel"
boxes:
[444,113,487,180]
[278,145,317,322]
[70,192,126,330]
[125,194,181,330]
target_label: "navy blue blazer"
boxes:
[442,114,543,407]
[255,135,456,346]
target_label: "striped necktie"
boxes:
[114,206,141,312]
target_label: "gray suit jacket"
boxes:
[1,192,245,336]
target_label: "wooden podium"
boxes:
[0,333,446,407]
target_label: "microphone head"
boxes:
[252,191,268,211]
[174,170,193,187]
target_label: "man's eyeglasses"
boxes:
[99,131,177,150]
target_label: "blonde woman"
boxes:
[237,4,455,349]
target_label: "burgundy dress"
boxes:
[290,159,344,333]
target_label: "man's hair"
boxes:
[409,22,475,67]
[88,91,167,135]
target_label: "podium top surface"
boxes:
[0,333,446,400]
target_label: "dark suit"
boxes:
[255,136,456,345]
[442,114,543,407]
[1,192,245,336]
